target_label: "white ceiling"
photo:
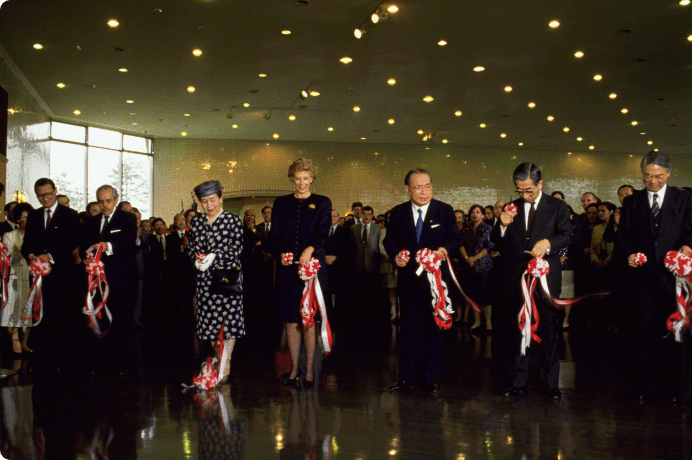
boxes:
[1,0,691,154]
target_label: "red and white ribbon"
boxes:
[83,243,112,336]
[189,319,228,390]
[0,243,10,310]
[633,253,647,266]
[505,203,518,216]
[299,257,332,353]
[664,251,692,342]
[415,248,454,330]
[23,258,51,326]
[445,258,482,314]
[282,252,294,265]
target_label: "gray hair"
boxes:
[96,184,119,199]
[640,151,671,173]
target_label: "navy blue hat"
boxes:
[193,180,223,199]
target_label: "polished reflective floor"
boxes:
[2,317,692,460]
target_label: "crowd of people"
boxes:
[0,151,690,404]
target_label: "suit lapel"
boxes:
[515,199,527,243]
[658,186,676,234]
[529,196,549,244]
[102,210,119,235]
[419,200,437,241]
[47,205,61,231]
[639,189,656,237]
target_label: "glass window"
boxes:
[87,147,121,202]
[49,141,87,211]
[122,152,153,216]
[123,135,152,154]
[88,127,122,150]
[51,122,85,143]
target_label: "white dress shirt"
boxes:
[411,201,431,225]
[647,184,667,209]
[44,202,58,228]
[524,191,543,230]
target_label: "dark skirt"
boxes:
[459,267,491,307]
[274,263,330,323]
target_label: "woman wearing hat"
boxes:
[187,180,245,383]
[270,158,331,387]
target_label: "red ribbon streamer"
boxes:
[415,248,455,330]
[299,257,333,353]
[663,250,692,341]
[0,243,10,310]
[83,243,112,336]
[23,258,51,325]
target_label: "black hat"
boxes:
[193,180,223,199]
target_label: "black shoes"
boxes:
[283,369,302,387]
[544,388,562,400]
[304,379,315,389]
[388,380,417,392]
[502,386,527,397]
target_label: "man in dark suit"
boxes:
[22,178,84,373]
[81,184,137,375]
[0,201,17,238]
[343,201,364,229]
[326,209,349,321]
[491,163,572,400]
[166,213,196,339]
[384,169,461,392]
[145,218,168,329]
[351,205,383,329]
[618,151,692,402]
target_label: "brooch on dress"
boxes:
[309,204,316,209]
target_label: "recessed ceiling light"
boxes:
[281,30,291,35]
[243,103,250,107]
[309,91,320,96]
[328,127,334,131]
[107,19,119,27]
[442,139,448,144]
[681,0,690,5]
[387,78,396,85]
[688,34,692,42]
[549,20,560,28]
[353,106,361,112]
[118,68,128,72]
[480,123,486,128]
[126,100,134,104]
[654,148,659,152]
[563,127,570,132]
[181,132,187,136]
[73,109,81,115]
[518,142,523,146]
[258,73,267,77]
[33,43,43,50]
[589,145,595,150]
[473,66,485,72]
[423,95,434,102]
[577,137,583,141]
[648,140,653,145]
[621,108,629,113]
[500,133,507,138]
[454,110,462,116]
[273,133,279,139]
[289,115,296,121]
[387,5,399,13]
[184,113,190,117]
[232,124,238,128]
[187,86,196,93]
[547,115,554,121]
[438,40,447,46]
[574,51,584,58]
[528,102,536,108]
[361,137,366,140]
[354,28,364,39]
[340,57,353,64]
[640,132,646,135]
[371,12,379,23]
[56,83,65,88]
[609,93,617,99]
[593,74,603,81]
[504,86,512,93]
[417,130,424,135]
[388,118,395,124]
[631,121,638,125]
[192,49,202,56]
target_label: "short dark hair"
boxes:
[34,178,56,191]
[617,184,635,194]
[586,203,599,212]
[56,194,67,200]
[184,208,197,218]
[261,205,272,213]
[484,205,494,213]
[152,217,166,227]
[641,151,671,173]
[0,182,4,196]
[512,163,541,185]
[4,201,17,213]
[362,205,374,214]
[12,202,33,222]
[468,204,484,216]
[599,201,617,212]
[132,207,140,213]
[86,201,99,211]
[404,168,431,186]
[551,191,565,200]
[351,201,363,210]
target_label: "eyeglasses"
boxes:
[515,188,536,195]
[408,183,433,192]
[643,173,667,181]
[36,192,54,199]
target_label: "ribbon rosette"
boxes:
[415,248,455,330]
[518,258,550,354]
[23,258,51,325]
[282,253,294,265]
[196,253,206,263]
[398,249,410,261]
[505,203,518,217]
[633,253,648,266]
[0,243,10,310]
[298,257,332,353]
[83,243,112,336]
[663,251,692,342]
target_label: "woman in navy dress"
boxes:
[269,158,331,387]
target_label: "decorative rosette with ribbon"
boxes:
[188,319,229,391]
[398,249,410,261]
[83,243,112,336]
[282,253,294,265]
[298,257,332,353]
[633,253,648,266]
[505,203,518,216]
[415,248,455,330]
[23,258,51,325]
[663,250,692,342]
[0,242,10,310]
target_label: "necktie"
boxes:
[362,224,368,245]
[329,226,334,238]
[526,202,536,237]
[416,209,423,242]
[159,236,167,260]
[45,209,51,229]
[101,215,110,235]
[652,193,660,220]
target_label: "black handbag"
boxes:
[210,266,243,295]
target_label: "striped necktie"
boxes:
[416,209,423,242]
[651,193,660,219]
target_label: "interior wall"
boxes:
[154,138,692,221]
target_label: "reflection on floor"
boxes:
[1,322,692,460]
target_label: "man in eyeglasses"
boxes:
[491,163,572,400]
[383,168,460,393]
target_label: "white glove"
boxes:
[195,253,216,272]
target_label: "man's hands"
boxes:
[395,252,409,267]
[499,211,514,228]
[299,246,314,266]
[326,255,336,265]
[436,247,448,261]
[530,239,551,258]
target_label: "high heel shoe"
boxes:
[283,369,302,386]
[304,379,315,389]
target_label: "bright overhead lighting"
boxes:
[192,49,203,56]
[33,43,43,50]
[504,86,512,92]
[438,40,447,46]
[328,127,334,131]
[640,132,646,135]
[648,140,653,145]
[549,20,560,28]
[126,100,134,104]
[631,120,638,125]
[500,133,507,138]
[621,108,629,113]
[56,83,65,88]
[371,12,379,23]
[73,110,81,115]
[353,106,361,112]
[547,115,554,121]
[609,93,617,99]
[361,137,367,140]
[442,139,448,144]
[577,137,583,141]
[688,34,692,42]
[473,66,485,72]
[681,0,690,5]
[654,148,659,152]
[258,73,267,78]
[454,110,462,116]
[243,103,250,107]
[309,91,320,96]
[184,113,190,117]
[181,132,187,136]
[232,124,238,128]
[593,74,603,81]
[518,142,524,146]
[423,95,434,102]
[289,115,296,121]
[340,57,353,64]
[354,28,364,39]
[589,145,595,150]
[417,129,424,135]
[300,90,309,99]
[480,123,486,128]
[387,5,399,13]
[187,86,196,93]
[528,102,536,108]
[574,51,584,58]
[281,30,291,35]
[107,19,119,27]
[563,127,570,132]
[118,68,128,72]
[273,133,279,139]
[388,118,395,124]
[568,152,572,155]
[387,78,396,85]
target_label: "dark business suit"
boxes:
[166,230,196,342]
[0,220,14,238]
[617,186,692,396]
[81,209,138,372]
[490,193,572,390]
[21,203,84,370]
[383,199,461,383]
[145,233,168,328]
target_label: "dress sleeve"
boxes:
[310,197,332,255]
[186,216,203,261]
[481,224,494,251]
[214,214,243,269]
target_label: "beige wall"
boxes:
[153,138,692,222]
